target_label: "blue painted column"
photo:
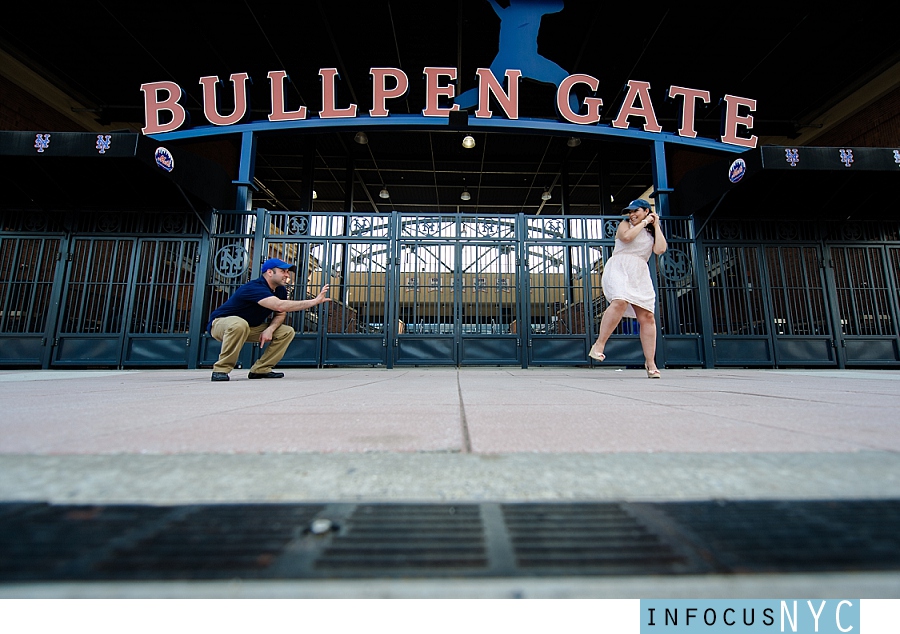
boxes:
[234,131,257,211]
[650,140,670,368]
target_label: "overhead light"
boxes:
[312,190,318,199]
[379,187,390,199]
[541,189,551,201]
[462,135,475,149]
[567,137,581,147]
[354,131,368,145]
[460,189,471,201]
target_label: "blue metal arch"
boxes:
[148,113,748,154]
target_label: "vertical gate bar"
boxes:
[188,211,212,368]
[755,244,776,365]
[44,233,70,367]
[693,226,715,367]
[885,247,900,357]
[650,141,669,366]
[385,211,398,367]
[517,213,528,367]
[0,237,23,331]
[821,244,846,368]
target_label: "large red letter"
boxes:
[422,67,460,117]
[268,70,307,122]
[370,68,409,117]
[140,81,187,134]
[612,80,662,133]
[199,73,250,126]
[720,94,758,148]
[474,68,521,119]
[668,86,710,139]
[557,74,602,124]
[319,68,358,118]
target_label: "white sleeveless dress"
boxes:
[601,224,656,318]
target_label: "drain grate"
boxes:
[660,500,900,573]
[502,503,693,575]
[93,504,325,580]
[314,504,488,575]
[1,499,899,581]
[0,503,175,581]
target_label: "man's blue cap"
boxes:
[622,198,652,214]
[261,257,297,273]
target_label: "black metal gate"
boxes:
[5,210,899,370]
[699,219,900,367]
[1,210,203,369]
[0,234,62,367]
[393,215,521,366]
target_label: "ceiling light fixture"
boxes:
[312,190,318,200]
[462,134,475,149]
[567,137,581,147]
[379,187,390,199]
[541,189,551,201]
[354,131,368,144]
[460,189,471,201]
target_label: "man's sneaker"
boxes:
[248,371,285,379]
[211,372,230,382]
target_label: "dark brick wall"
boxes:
[812,85,900,147]
[0,74,88,132]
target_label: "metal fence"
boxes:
[2,209,899,369]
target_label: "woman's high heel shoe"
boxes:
[589,346,605,362]
[645,364,661,379]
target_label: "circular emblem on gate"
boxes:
[160,213,185,233]
[728,158,747,183]
[96,213,120,232]
[603,219,619,238]
[22,215,47,232]
[155,147,174,172]
[214,244,249,278]
[288,215,309,235]
[841,223,864,241]
[660,248,691,283]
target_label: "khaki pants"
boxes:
[210,316,296,375]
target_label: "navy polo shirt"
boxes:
[207,276,288,332]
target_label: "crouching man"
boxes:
[207,257,331,382]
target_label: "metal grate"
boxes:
[502,503,692,574]
[2,500,899,582]
[660,500,900,573]
[93,504,324,580]
[314,504,488,574]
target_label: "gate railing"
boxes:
[4,209,899,369]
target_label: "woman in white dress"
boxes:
[589,198,668,377]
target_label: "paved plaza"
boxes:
[1,367,899,597]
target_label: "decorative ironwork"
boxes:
[22,216,47,232]
[719,222,741,240]
[659,248,691,283]
[288,215,310,235]
[160,214,185,233]
[214,244,249,278]
[603,219,619,238]
[96,214,120,233]
[841,223,865,241]
[776,222,800,240]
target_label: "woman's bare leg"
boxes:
[633,306,658,373]
[591,299,628,358]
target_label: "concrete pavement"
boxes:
[1,367,899,597]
